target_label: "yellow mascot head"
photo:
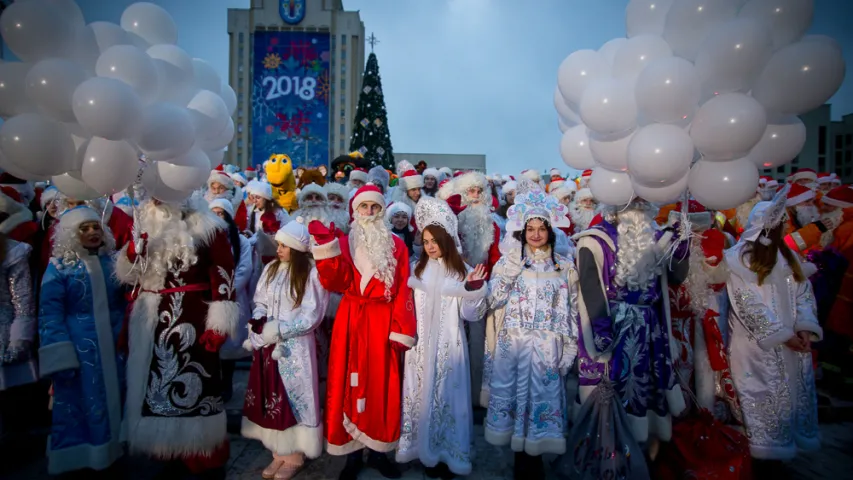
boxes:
[263,154,298,213]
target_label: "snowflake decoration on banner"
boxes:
[263,53,282,70]
[316,71,330,103]
[363,86,372,94]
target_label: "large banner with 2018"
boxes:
[251,31,330,169]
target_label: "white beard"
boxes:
[683,238,713,318]
[458,204,494,266]
[294,202,329,225]
[614,204,661,292]
[571,203,596,231]
[795,204,820,227]
[327,205,351,234]
[138,201,198,276]
[205,191,231,203]
[349,212,397,297]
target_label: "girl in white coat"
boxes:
[241,218,330,480]
[397,197,488,479]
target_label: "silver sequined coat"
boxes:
[0,239,37,390]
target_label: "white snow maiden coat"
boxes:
[725,243,822,460]
[397,259,488,475]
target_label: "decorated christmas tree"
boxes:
[349,43,394,169]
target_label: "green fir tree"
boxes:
[349,52,394,169]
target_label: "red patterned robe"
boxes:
[311,234,415,455]
[115,207,239,467]
[669,228,741,423]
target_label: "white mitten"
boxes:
[261,320,281,344]
[503,248,524,277]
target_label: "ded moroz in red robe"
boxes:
[311,233,416,455]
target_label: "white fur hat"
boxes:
[367,166,390,189]
[349,168,368,184]
[502,180,518,194]
[521,169,542,183]
[399,170,424,190]
[386,202,413,231]
[551,186,574,201]
[576,188,594,201]
[40,186,61,209]
[324,182,350,202]
[298,182,327,203]
[423,168,442,182]
[550,168,561,176]
[275,217,310,252]
[231,172,248,186]
[208,198,235,218]
[438,167,453,178]
[208,170,234,189]
[255,182,273,200]
[59,205,100,230]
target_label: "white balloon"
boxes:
[198,117,234,152]
[688,157,759,210]
[626,0,674,37]
[80,137,140,195]
[157,147,210,191]
[72,137,90,172]
[22,0,86,30]
[694,18,774,101]
[556,50,609,106]
[141,161,192,203]
[612,34,673,80]
[632,171,689,204]
[0,153,51,181]
[25,59,90,122]
[147,44,195,100]
[598,38,628,73]
[186,89,229,140]
[635,56,700,124]
[553,86,581,126]
[0,0,75,62]
[738,0,814,50]
[71,22,133,73]
[590,130,635,172]
[192,59,222,95]
[206,149,225,169]
[73,77,143,140]
[220,82,237,116]
[96,45,160,103]
[52,170,102,201]
[0,62,35,118]
[589,168,635,206]
[747,115,806,169]
[690,93,767,160]
[627,124,694,187]
[579,78,638,135]
[136,102,196,160]
[560,125,596,170]
[0,113,75,176]
[752,40,846,116]
[663,0,741,61]
[800,34,843,57]
[557,116,570,134]
[120,2,178,46]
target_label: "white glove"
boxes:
[820,209,843,231]
[247,331,267,350]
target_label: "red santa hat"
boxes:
[549,177,567,190]
[759,176,770,186]
[349,167,368,184]
[786,182,815,207]
[400,169,424,190]
[765,178,779,189]
[453,170,466,178]
[822,186,853,209]
[817,172,835,185]
[581,169,593,179]
[351,183,386,211]
[787,168,817,184]
[550,168,562,177]
[0,185,23,209]
[208,170,234,189]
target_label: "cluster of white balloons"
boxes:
[556,0,844,210]
[0,0,236,203]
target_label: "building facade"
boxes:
[760,104,853,185]
[393,153,487,174]
[227,0,365,169]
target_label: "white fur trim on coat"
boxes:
[389,332,415,349]
[241,417,323,459]
[311,238,341,260]
[38,341,80,377]
[206,300,240,338]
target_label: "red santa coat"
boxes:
[312,234,415,455]
[115,208,239,460]
[107,205,134,250]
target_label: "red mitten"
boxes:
[701,229,726,266]
[248,316,267,334]
[199,330,228,353]
[260,211,281,234]
[308,220,335,245]
[446,194,467,215]
[127,232,148,262]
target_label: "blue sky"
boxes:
[37,1,853,174]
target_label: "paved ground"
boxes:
[3,368,853,479]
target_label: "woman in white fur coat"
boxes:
[241,218,329,480]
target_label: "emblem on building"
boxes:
[280,0,306,25]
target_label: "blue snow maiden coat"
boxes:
[38,253,126,475]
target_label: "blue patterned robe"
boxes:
[38,254,126,475]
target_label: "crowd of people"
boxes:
[0,158,851,480]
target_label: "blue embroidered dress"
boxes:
[38,253,126,475]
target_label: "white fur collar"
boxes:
[185,208,227,248]
[0,209,32,235]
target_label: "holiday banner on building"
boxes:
[251,31,330,169]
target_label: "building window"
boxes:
[339,124,345,135]
[342,65,346,74]
[238,78,243,88]
[846,151,852,164]
[238,124,243,133]
[237,139,243,148]
[342,35,347,47]
[341,50,347,60]
[847,134,852,146]
[792,155,799,165]
[239,65,244,73]
[819,157,825,170]
[239,33,244,44]
[836,151,843,167]
[341,78,345,88]
[776,166,785,174]
[341,109,345,118]
[340,139,345,150]
[818,126,827,155]
[238,110,243,118]
[837,135,844,149]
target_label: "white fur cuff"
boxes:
[794,321,823,342]
[205,301,240,337]
[261,321,281,344]
[39,341,80,377]
[389,332,415,349]
[113,244,138,285]
[311,238,341,260]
